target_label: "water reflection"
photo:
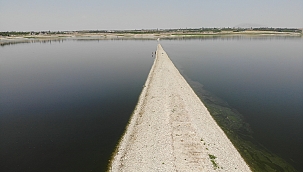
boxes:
[162,37,303,171]
[161,35,302,41]
[0,40,155,172]
[1,35,301,47]
[0,38,158,47]
[0,39,66,47]
[1,37,302,171]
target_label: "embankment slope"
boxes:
[109,44,251,171]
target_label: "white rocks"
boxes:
[109,44,251,172]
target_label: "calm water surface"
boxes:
[1,37,302,171]
[0,40,155,172]
[161,36,303,171]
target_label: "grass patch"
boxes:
[208,154,219,170]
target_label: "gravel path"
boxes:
[109,44,251,172]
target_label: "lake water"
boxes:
[0,40,155,172]
[0,37,302,171]
[161,36,303,171]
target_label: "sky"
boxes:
[0,0,302,31]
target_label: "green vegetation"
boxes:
[208,154,219,170]
[0,31,30,36]
[187,79,298,172]
[1,27,301,37]
[0,31,71,37]
[252,27,302,33]
[209,154,217,160]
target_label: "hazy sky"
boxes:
[1,0,302,31]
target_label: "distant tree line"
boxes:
[0,31,72,36]
[0,31,30,36]
[176,27,302,33]
[1,28,301,36]
[252,27,302,33]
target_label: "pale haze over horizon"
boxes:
[1,0,302,32]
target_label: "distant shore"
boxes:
[1,30,302,41]
[1,30,301,47]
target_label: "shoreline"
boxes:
[1,33,301,47]
[1,30,302,42]
[109,44,251,171]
